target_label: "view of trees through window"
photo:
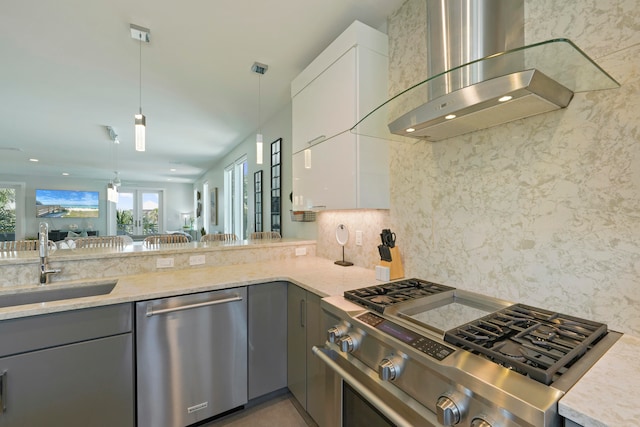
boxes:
[116,189,161,236]
[0,188,16,235]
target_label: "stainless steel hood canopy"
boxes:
[351,0,620,143]
[388,68,574,140]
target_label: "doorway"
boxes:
[116,189,163,236]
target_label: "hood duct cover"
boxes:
[366,0,620,143]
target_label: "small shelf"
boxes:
[290,210,316,222]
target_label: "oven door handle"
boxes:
[313,345,430,427]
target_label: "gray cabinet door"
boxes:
[287,285,338,427]
[306,291,326,425]
[0,334,134,427]
[287,283,307,408]
[248,282,287,399]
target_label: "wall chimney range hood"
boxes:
[351,1,620,143]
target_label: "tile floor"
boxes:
[202,391,313,427]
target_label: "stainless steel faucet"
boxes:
[39,222,60,284]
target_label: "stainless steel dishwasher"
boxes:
[136,287,247,427]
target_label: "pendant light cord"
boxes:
[139,34,143,114]
[257,73,261,133]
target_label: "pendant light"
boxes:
[131,24,150,152]
[106,126,120,203]
[107,183,119,203]
[251,62,268,165]
[113,171,121,187]
[106,125,122,187]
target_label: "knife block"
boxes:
[380,246,404,280]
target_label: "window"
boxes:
[254,171,263,232]
[270,138,282,235]
[0,182,25,240]
[116,189,163,236]
[202,182,209,235]
[224,156,248,239]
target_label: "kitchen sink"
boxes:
[0,280,117,308]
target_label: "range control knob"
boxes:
[377,355,405,381]
[470,418,492,427]
[327,323,349,343]
[436,396,462,426]
[339,334,360,353]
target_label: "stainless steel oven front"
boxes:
[318,283,621,427]
[313,344,439,427]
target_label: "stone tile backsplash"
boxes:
[316,0,640,335]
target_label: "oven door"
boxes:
[312,345,438,427]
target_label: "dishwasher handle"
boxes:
[145,295,243,317]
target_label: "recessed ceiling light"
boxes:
[445,114,456,120]
[62,172,70,176]
[29,158,38,162]
[170,168,177,172]
[499,95,513,102]
[406,128,416,133]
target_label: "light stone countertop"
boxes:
[0,238,314,265]
[2,252,638,427]
[559,334,640,427]
[0,255,378,320]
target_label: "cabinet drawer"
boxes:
[0,304,132,357]
[0,334,134,427]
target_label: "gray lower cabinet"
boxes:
[248,282,288,399]
[288,284,308,407]
[287,283,330,426]
[0,304,134,427]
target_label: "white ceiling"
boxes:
[0,0,403,184]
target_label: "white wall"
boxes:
[195,103,317,239]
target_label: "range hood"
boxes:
[351,1,619,143]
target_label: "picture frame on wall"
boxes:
[210,187,218,226]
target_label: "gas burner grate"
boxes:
[444,304,609,385]
[344,278,455,313]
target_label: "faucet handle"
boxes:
[39,222,49,257]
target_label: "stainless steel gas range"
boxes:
[313,278,621,427]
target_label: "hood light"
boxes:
[499,95,513,102]
[445,114,456,120]
[406,127,416,133]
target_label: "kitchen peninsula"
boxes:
[0,240,374,320]
[0,239,317,290]
[0,241,638,427]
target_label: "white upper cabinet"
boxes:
[292,47,357,154]
[291,21,390,210]
[292,132,389,210]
